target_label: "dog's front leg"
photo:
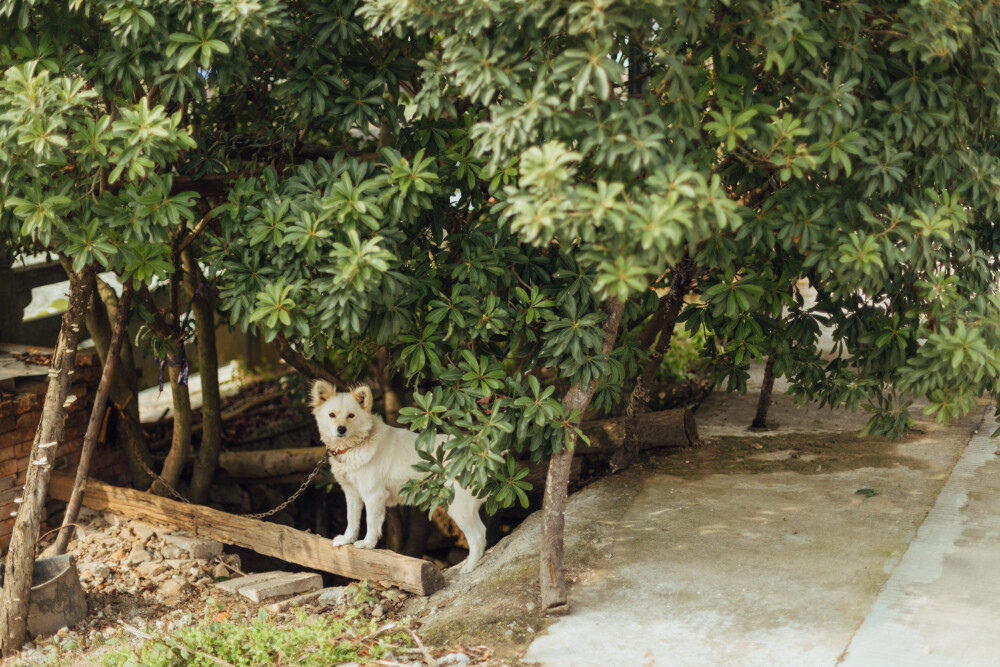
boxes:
[332,484,362,547]
[354,490,388,549]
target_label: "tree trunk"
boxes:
[274,333,345,386]
[83,278,153,488]
[151,351,192,496]
[750,355,776,430]
[540,298,623,615]
[53,281,134,555]
[0,265,94,656]
[610,260,694,473]
[183,249,222,505]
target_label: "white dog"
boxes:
[311,381,487,573]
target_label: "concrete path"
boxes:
[840,410,1000,666]
[522,397,995,666]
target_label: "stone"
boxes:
[439,653,471,666]
[161,546,184,559]
[160,533,222,559]
[316,587,346,607]
[80,562,111,579]
[158,579,191,599]
[127,548,153,566]
[212,563,230,579]
[164,559,194,570]
[132,522,158,540]
[102,512,122,528]
[136,562,167,579]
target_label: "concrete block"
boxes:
[160,533,223,559]
[238,573,322,603]
[214,571,286,595]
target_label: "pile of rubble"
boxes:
[57,511,239,603]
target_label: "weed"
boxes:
[102,602,410,667]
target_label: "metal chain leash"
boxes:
[114,399,327,519]
[240,456,327,520]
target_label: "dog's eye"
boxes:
[329,412,336,418]
[347,413,355,419]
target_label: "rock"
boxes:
[111,548,126,561]
[136,562,167,580]
[160,534,222,559]
[164,559,194,570]
[132,522,158,540]
[158,579,192,599]
[80,562,111,579]
[161,546,184,559]
[317,587,346,607]
[127,547,153,566]
[212,563,230,579]
[102,512,122,528]
[439,656,471,667]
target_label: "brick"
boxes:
[0,476,14,492]
[15,411,39,431]
[215,572,285,595]
[0,447,15,464]
[14,441,34,458]
[0,416,13,433]
[0,459,15,477]
[238,573,323,603]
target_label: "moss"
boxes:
[647,431,928,479]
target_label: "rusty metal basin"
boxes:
[1,554,88,637]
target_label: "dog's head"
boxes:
[311,381,376,451]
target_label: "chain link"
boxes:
[115,400,327,519]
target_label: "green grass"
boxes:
[102,594,411,667]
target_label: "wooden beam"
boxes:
[215,408,699,479]
[47,472,445,595]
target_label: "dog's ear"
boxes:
[351,385,373,413]
[310,380,336,408]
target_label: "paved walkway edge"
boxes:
[839,406,1000,666]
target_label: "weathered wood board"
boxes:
[47,472,445,595]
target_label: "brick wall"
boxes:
[0,352,130,551]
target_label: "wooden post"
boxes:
[52,281,134,555]
[46,473,445,595]
[0,265,94,656]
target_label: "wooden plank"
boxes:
[47,472,446,595]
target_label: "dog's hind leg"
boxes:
[448,488,486,574]
[355,489,389,549]
[333,483,362,547]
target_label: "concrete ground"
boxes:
[520,377,996,666]
[411,365,1000,666]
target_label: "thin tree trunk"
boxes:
[751,354,776,430]
[611,260,695,472]
[0,265,94,656]
[151,351,192,496]
[540,298,624,615]
[274,333,345,386]
[184,249,222,505]
[53,281,134,555]
[86,277,153,489]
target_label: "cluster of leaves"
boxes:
[364,0,1000,439]
[101,593,409,667]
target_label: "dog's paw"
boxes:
[460,559,480,575]
[332,535,353,547]
[353,539,376,549]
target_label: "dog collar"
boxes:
[328,446,350,457]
